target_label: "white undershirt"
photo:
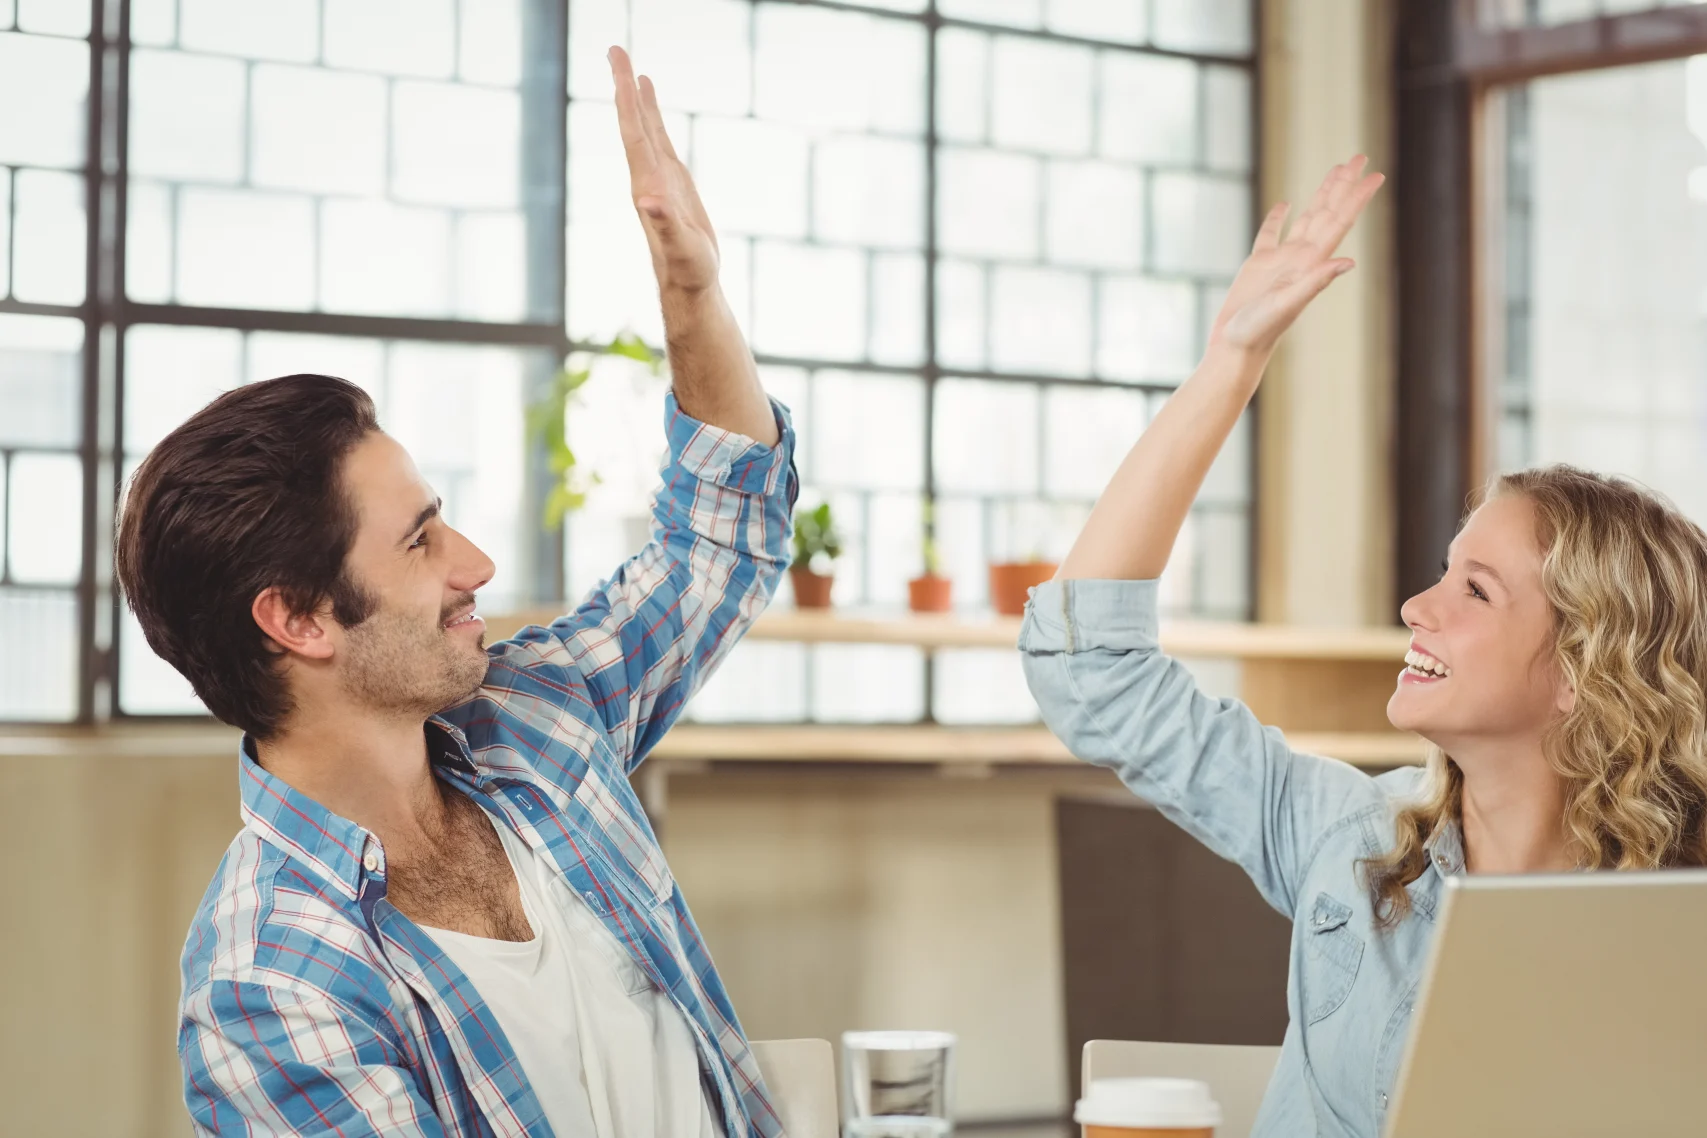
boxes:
[421,817,721,1138]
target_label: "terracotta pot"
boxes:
[907,574,954,614]
[987,561,1057,616]
[790,565,835,609]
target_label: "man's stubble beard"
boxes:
[340,603,489,718]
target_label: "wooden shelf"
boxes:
[0,722,1424,770]
[486,607,1411,660]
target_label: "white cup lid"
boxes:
[1074,1078,1222,1128]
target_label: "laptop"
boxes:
[1384,868,1707,1138]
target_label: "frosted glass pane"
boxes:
[1046,159,1143,269]
[12,169,84,305]
[754,5,926,135]
[719,235,753,337]
[130,0,175,46]
[128,49,246,182]
[933,496,988,605]
[0,172,9,298]
[935,28,988,145]
[8,452,80,585]
[752,242,866,360]
[990,36,1093,155]
[1042,385,1146,497]
[123,325,243,453]
[933,380,1039,494]
[1152,174,1250,277]
[323,0,455,77]
[813,135,925,248]
[813,645,924,722]
[568,0,628,101]
[811,370,924,491]
[250,66,387,196]
[693,116,810,239]
[567,100,634,225]
[989,265,1092,376]
[937,0,1042,28]
[392,82,520,208]
[0,313,80,448]
[459,0,522,86]
[16,0,86,36]
[246,332,385,391]
[684,641,807,722]
[866,491,925,603]
[1153,0,1252,55]
[1205,65,1252,174]
[1097,276,1199,381]
[938,148,1040,260]
[1198,508,1248,617]
[566,214,663,343]
[1045,0,1148,43]
[176,189,316,309]
[454,212,527,322]
[935,259,987,369]
[0,33,86,169]
[119,609,206,715]
[632,0,751,116]
[869,252,926,367]
[1098,52,1197,164]
[933,650,1039,725]
[319,200,452,316]
[0,589,77,721]
[178,0,319,61]
[125,180,173,302]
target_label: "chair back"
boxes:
[1081,1040,1282,1138]
[751,1037,839,1138]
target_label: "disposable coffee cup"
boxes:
[1075,1078,1222,1138]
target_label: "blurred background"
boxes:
[2,0,1706,1134]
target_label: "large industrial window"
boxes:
[0,0,1256,725]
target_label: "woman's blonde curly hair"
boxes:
[1365,465,1707,927]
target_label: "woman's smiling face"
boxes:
[1388,493,1574,750]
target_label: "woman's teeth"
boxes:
[1404,649,1451,679]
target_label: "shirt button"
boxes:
[363,850,382,873]
[1380,1092,1388,1109]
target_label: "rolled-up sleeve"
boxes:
[1020,578,1378,915]
[502,393,798,772]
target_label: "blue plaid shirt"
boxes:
[179,394,797,1137]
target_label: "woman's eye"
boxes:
[1469,580,1488,602]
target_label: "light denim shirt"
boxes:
[1020,579,1463,1138]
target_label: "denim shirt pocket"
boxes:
[1302,892,1365,1023]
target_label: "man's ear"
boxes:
[252,587,336,661]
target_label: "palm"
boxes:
[1210,157,1384,357]
[609,47,719,293]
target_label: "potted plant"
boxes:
[907,498,953,613]
[527,331,661,530]
[790,501,841,609]
[987,555,1057,616]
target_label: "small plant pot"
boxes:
[907,574,954,614]
[987,561,1057,616]
[790,565,835,609]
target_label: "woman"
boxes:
[1020,157,1707,1138]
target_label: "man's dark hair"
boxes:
[115,374,381,739]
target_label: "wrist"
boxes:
[1198,341,1270,386]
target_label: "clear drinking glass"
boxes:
[840,1030,957,1138]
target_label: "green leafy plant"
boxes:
[920,496,942,576]
[526,332,662,530]
[792,502,843,574]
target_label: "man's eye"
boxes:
[410,532,429,550]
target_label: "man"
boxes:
[115,50,793,1137]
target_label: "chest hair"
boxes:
[386,790,535,942]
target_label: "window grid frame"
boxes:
[0,0,1258,726]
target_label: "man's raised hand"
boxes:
[609,46,719,295]
[1207,156,1384,363]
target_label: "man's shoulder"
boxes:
[181,827,388,1011]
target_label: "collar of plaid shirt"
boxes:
[180,394,795,1138]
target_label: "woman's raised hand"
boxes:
[1208,156,1384,362]
[609,46,720,295]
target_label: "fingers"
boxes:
[1275,257,1355,316]
[1293,156,1380,251]
[637,76,682,163]
[608,46,656,179]
[1252,202,1289,253]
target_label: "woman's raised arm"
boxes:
[1056,156,1384,583]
